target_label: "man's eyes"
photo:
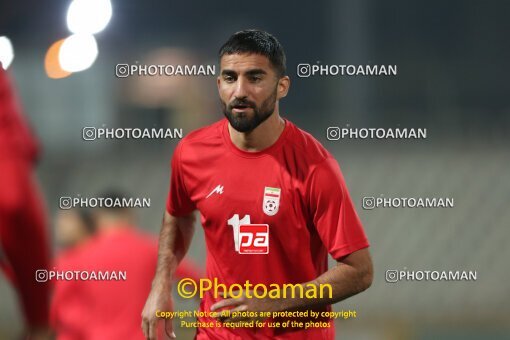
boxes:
[222,75,263,82]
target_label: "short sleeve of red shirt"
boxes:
[166,142,196,216]
[307,156,369,260]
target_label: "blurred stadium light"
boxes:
[66,0,112,35]
[44,0,112,78]
[59,34,98,73]
[0,36,14,69]
[44,39,71,79]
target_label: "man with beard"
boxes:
[142,29,373,340]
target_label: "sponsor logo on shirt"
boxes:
[263,187,281,216]
[239,224,269,254]
[227,214,269,255]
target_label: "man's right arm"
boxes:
[154,211,196,285]
[141,210,196,340]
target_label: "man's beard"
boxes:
[222,89,277,133]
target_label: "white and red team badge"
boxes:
[262,187,281,216]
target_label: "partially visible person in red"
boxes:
[53,208,96,251]
[49,208,96,340]
[0,67,52,339]
[51,191,203,340]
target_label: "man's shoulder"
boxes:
[53,238,97,269]
[78,229,158,264]
[178,119,225,148]
[285,119,332,163]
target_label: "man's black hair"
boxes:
[76,208,96,234]
[97,189,131,213]
[219,29,287,78]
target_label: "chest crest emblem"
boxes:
[262,187,281,216]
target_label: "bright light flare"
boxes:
[59,34,98,72]
[67,0,112,34]
[0,36,14,69]
[45,39,72,79]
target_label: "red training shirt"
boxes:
[166,118,369,339]
[0,67,49,328]
[50,227,158,340]
[50,226,204,340]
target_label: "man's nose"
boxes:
[233,78,249,98]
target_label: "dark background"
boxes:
[1,1,509,339]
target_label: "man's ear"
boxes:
[277,76,290,99]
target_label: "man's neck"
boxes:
[228,111,285,152]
